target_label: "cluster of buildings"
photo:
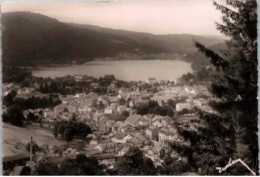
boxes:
[3,83,45,99]
[3,76,216,174]
[85,113,189,168]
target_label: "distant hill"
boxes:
[72,24,225,53]
[2,12,225,66]
[2,12,166,66]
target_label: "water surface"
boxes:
[32,60,192,81]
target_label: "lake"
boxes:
[32,60,192,81]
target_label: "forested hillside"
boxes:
[2,11,225,66]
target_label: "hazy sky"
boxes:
[1,0,224,35]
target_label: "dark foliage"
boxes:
[11,94,61,110]
[20,166,31,176]
[136,100,173,117]
[185,0,258,175]
[58,154,105,175]
[2,12,166,66]
[114,146,156,175]
[3,105,25,126]
[35,161,59,175]
[159,156,192,175]
[53,120,92,142]
[3,66,32,84]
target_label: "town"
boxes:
[2,68,216,175]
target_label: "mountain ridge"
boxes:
[2,11,226,66]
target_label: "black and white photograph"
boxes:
[1,0,258,175]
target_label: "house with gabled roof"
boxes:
[125,114,144,127]
[121,124,135,133]
[111,132,132,144]
[127,137,143,147]
[95,142,123,154]
[146,126,160,141]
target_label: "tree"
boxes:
[5,105,25,126]
[58,154,105,175]
[58,158,79,175]
[75,154,105,175]
[120,110,130,119]
[75,122,91,139]
[50,82,58,93]
[3,67,32,84]
[98,101,105,110]
[142,157,157,175]
[190,0,257,175]
[136,100,158,115]
[2,113,9,123]
[34,161,59,175]
[119,98,126,105]
[20,166,31,176]
[114,146,156,175]
[166,99,177,109]
[70,113,77,121]
[54,98,62,106]
[3,90,16,106]
[54,120,92,141]
[179,72,196,85]
[53,123,58,138]
[39,83,44,93]
[104,74,116,83]
[27,112,38,122]
[160,156,191,175]
[63,127,74,143]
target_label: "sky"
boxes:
[1,0,224,36]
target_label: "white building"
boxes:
[176,103,192,112]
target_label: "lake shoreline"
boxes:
[32,60,193,81]
[29,56,191,69]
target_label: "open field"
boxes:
[3,123,65,157]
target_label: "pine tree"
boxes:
[174,0,257,175]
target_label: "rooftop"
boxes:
[125,114,143,127]
[3,153,30,163]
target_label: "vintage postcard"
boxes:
[1,0,258,175]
